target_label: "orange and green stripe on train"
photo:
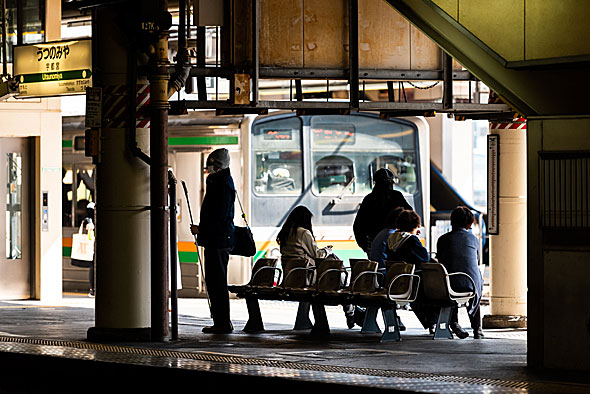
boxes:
[63,238,366,264]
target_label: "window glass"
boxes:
[310,115,418,196]
[62,166,73,227]
[6,153,22,259]
[315,155,354,194]
[74,167,95,227]
[1,0,45,63]
[252,117,302,195]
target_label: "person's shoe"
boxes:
[346,313,355,329]
[450,323,469,339]
[353,306,366,328]
[397,316,406,331]
[88,289,95,298]
[428,325,436,335]
[473,328,485,339]
[202,323,233,334]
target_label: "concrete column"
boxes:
[88,4,151,340]
[484,123,527,328]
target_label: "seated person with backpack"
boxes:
[386,210,438,333]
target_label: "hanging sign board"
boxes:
[13,39,92,98]
[487,134,499,234]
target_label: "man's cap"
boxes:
[87,202,95,210]
[206,148,230,170]
[374,168,394,184]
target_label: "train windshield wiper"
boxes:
[330,176,356,205]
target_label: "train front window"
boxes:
[310,115,418,196]
[315,155,354,194]
[252,117,303,195]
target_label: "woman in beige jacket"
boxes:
[277,206,355,327]
[276,206,332,285]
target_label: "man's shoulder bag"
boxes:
[231,191,256,257]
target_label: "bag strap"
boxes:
[234,190,249,227]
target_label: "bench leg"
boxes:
[294,302,314,330]
[310,303,330,336]
[433,306,453,339]
[243,297,265,333]
[380,307,401,342]
[361,306,381,334]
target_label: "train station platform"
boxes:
[0,295,587,393]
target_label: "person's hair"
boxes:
[396,210,421,232]
[385,207,405,229]
[276,206,314,245]
[451,206,475,229]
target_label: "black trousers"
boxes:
[204,247,231,326]
[450,304,482,330]
[89,261,95,291]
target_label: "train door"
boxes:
[0,138,32,299]
[62,161,95,292]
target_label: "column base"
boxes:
[482,314,527,329]
[87,327,153,342]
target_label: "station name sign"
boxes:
[13,39,92,98]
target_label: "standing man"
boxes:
[190,148,236,333]
[436,206,484,339]
[353,168,412,255]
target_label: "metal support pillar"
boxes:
[1,0,7,76]
[348,0,359,110]
[295,80,303,101]
[150,31,171,342]
[251,0,259,105]
[443,51,453,109]
[88,3,151,341]
[196,26,206,100]
[16,0,23,46]
[168,170,178,340]
[484,120,527,329]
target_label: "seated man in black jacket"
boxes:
[386,210,438,333]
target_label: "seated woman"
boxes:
[277,206,353,326]
[386,210,438,332]
[276,206,332,282]
[436,206,484,339]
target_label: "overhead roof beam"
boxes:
[385,0,590,116]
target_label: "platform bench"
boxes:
[228,258,420,342]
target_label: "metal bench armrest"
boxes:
[282,266,316,289]
[387,274,421,303]
[447,272,477,300]
[350,271,384,293]
[250,266,282,286]
[316,268,348,291]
